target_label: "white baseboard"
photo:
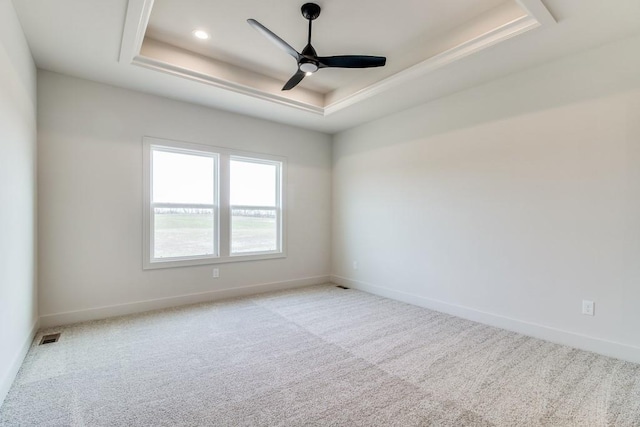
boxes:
[40,275,330,328]
[0,317,39,408]
[331,275,640,365]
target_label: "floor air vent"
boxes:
[336,285,350,289]
[39,333,61,345]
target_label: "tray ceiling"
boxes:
[121,0,555,115]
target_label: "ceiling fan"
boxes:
[248,3,387,91]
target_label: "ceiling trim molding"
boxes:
[324,14,541,115]
[132,55,324,115]
[516,0,557,25]
[119,0,155,63]
[120,0,556,117]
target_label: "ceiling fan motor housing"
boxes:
[300,43,319,73]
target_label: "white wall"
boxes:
[332,35,640,362]
[38,71,332,326]
[0,0,38,406]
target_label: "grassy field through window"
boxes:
[153,212,277,258]
[153,212,214,259]
[231,214,277,253]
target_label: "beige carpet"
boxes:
[1,284,640,426]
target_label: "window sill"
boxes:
[143,252,286,270]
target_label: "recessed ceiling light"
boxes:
[192,30,210,40]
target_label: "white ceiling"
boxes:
[145,0,508,93]
[12,0,640,134]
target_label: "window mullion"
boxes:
[276,163,282,252]
[219,153,231,258]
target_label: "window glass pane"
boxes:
[230,158,279,254]
[154,207,214,258]
[153,150,214,204]
[230,160,276,207]
[231,208,277,253]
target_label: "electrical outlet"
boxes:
[212,268,219,278]
[582,300,594,316]
[352,261,358,270]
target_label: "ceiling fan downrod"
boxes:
[299,3,321,74]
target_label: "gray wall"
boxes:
[37,71,332,326]
[332,35,640,362]
[0,0,38,405]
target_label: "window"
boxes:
[143,137,284,269]
[230,158,280,255]
[151,148,218,260]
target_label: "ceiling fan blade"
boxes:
[318,55,386,68]
[247,19,300,61]
[282,70,306,91]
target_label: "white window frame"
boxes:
[143,137,286,269]
[229,155,283,257]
